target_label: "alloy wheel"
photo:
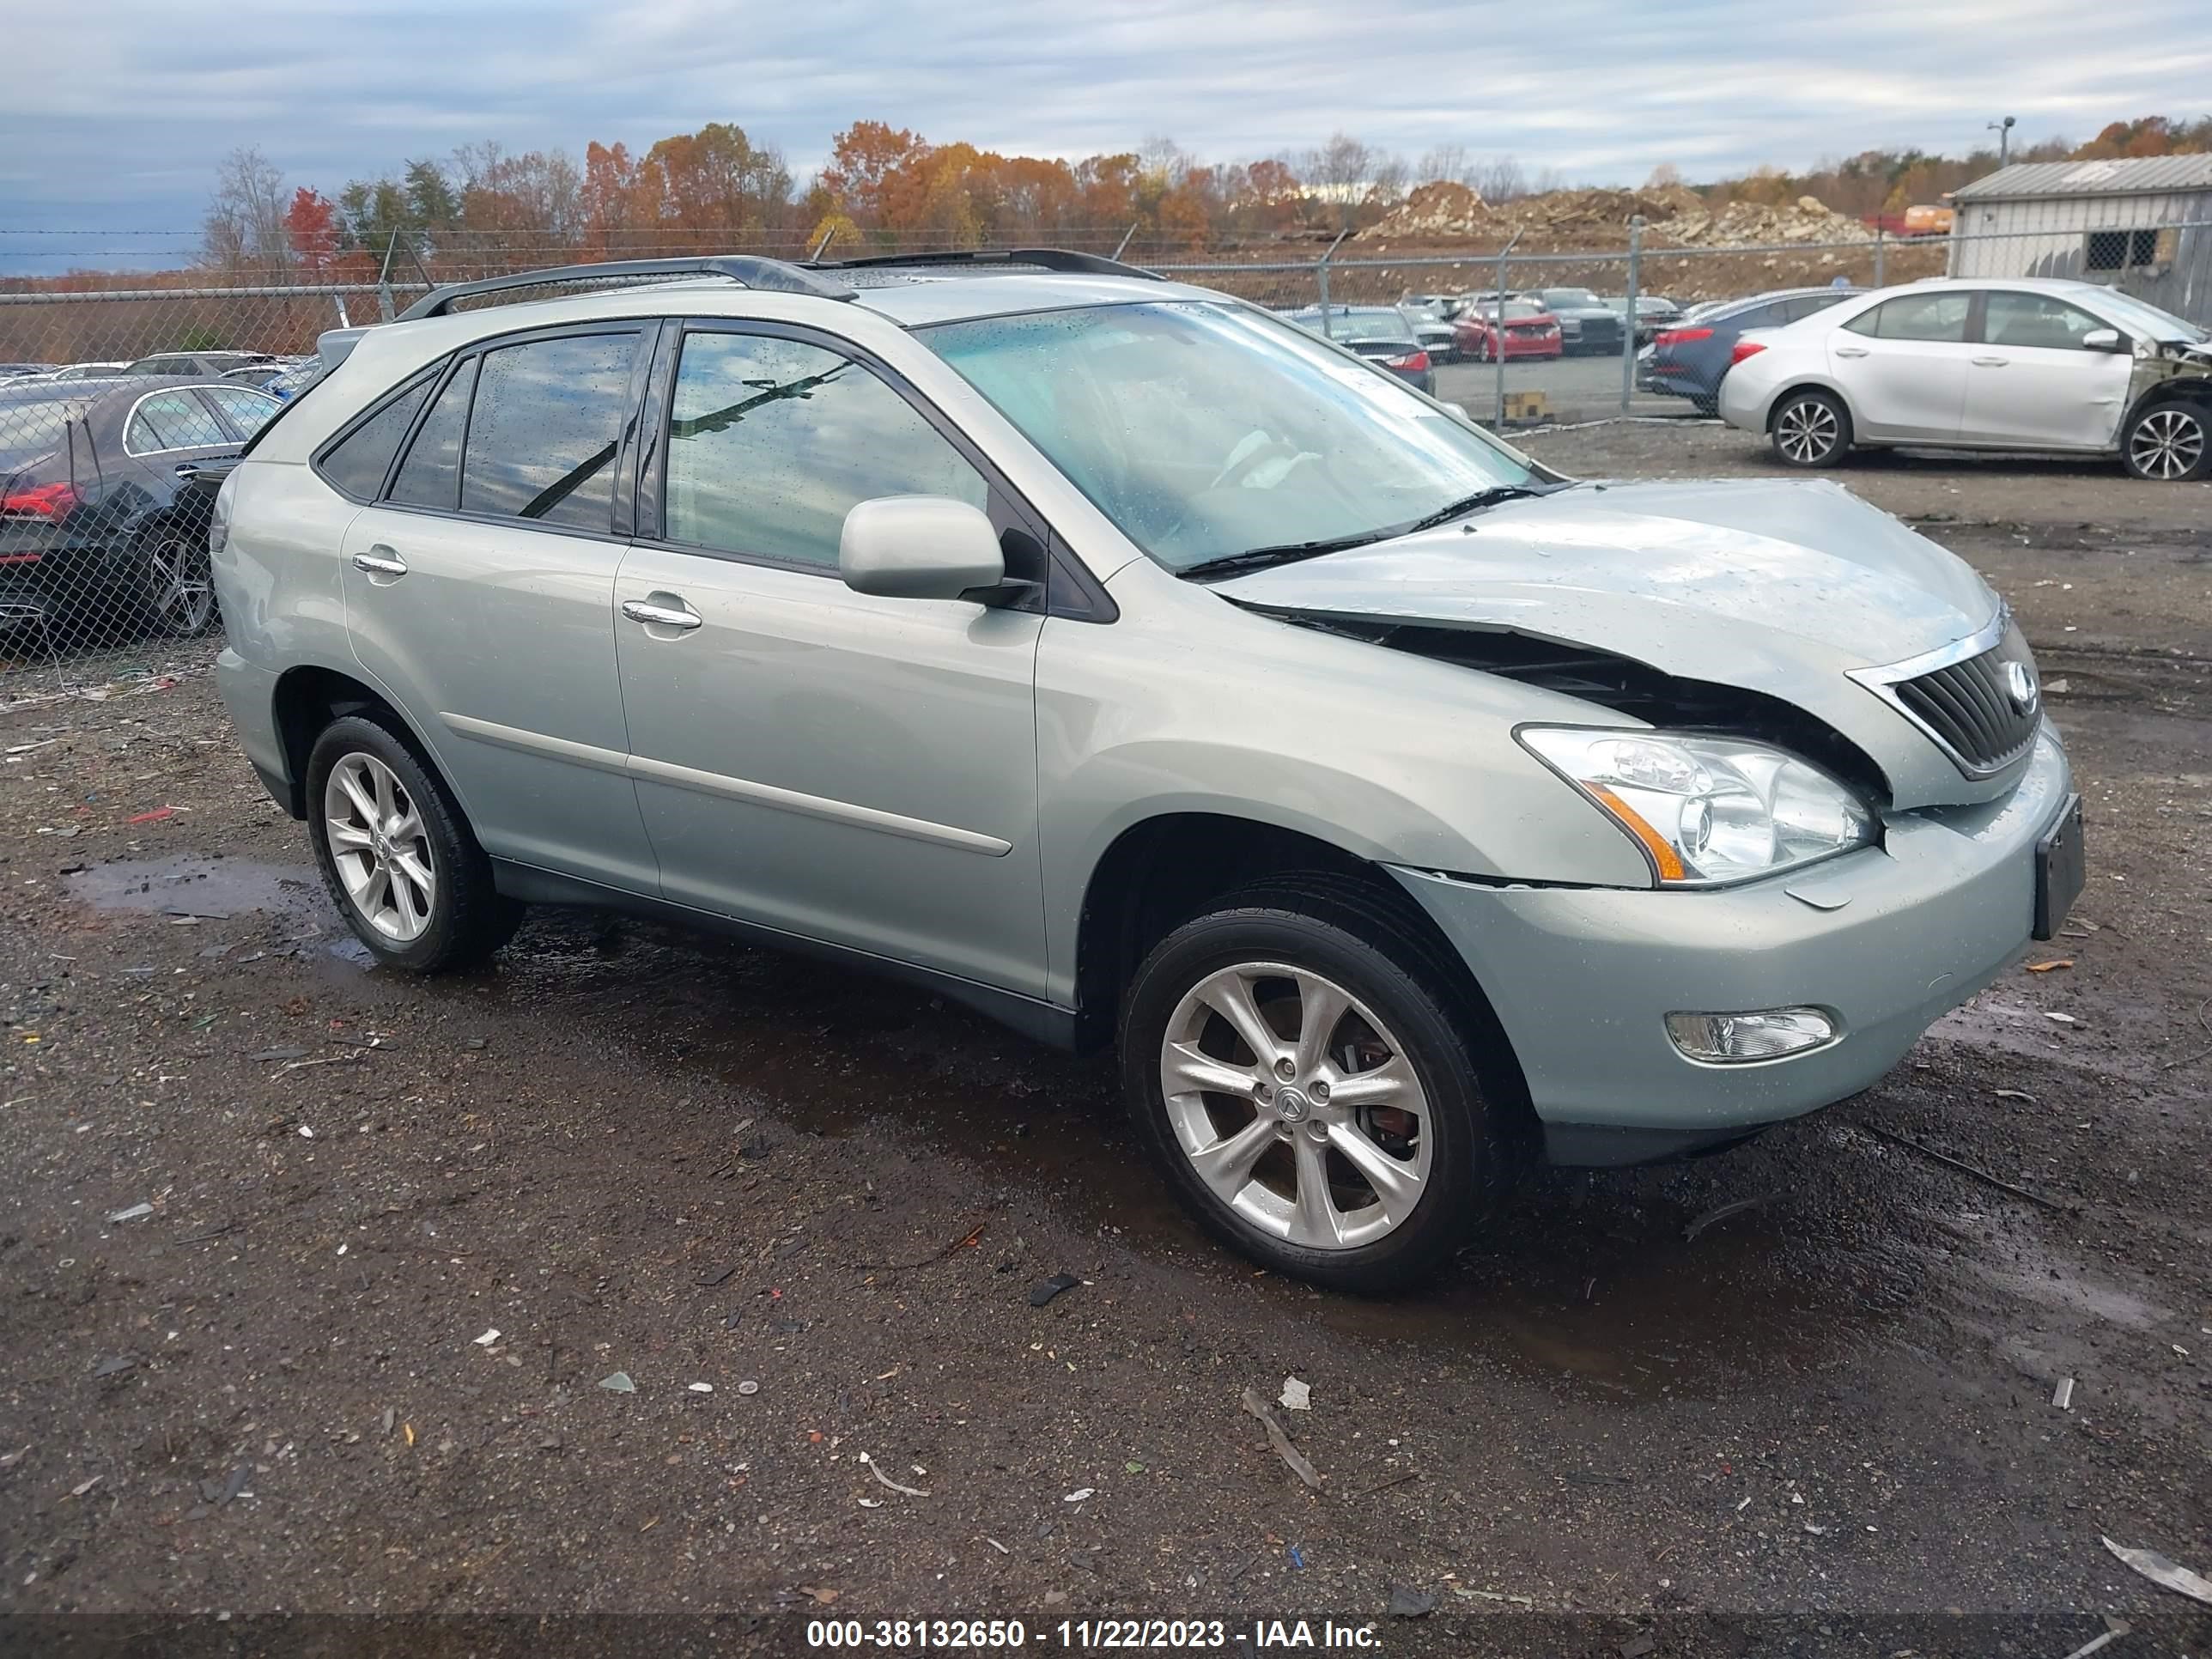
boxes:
[323,752,437,942]
[2129,407,2205,480]
[1158,962,1431,1250]
[1775,398,1840,464]
[147,532,216,635]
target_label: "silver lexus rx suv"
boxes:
[209,252,2083,1291]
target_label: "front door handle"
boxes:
[350,546,408,581]
[1833,344,1869,358]
[1972,356,2008,367]
[622,596,703,631]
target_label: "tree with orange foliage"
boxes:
[820,121,927,224]
[283,188,338,275]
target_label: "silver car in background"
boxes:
[1720,276,2212,480]
[210,252,2083,1291]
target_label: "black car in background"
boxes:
[122,349,284,379]
[1283,305,1437,392]
[1518,288,1625,355]
[1637,286,1863,414]
[0,377,279,640]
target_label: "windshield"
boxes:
[2089,289,2209,345]
[1540,289,1603,308]
[921,301,1536,574]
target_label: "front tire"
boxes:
[2122,401,2209,482]
[306,714,522,973]
[1119,882,1509,1292]
[1770,388,1851,468]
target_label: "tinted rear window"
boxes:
[459,333,637,530]
[319,377,433,501]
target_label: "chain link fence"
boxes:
[3,220,2205,687]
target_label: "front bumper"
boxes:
[1391,728,2074,1164]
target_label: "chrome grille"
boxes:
[1869,619,2041,776]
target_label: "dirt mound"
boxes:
[1363,179,1496,239]
[1653,194,1872,247]
[1359,183,1872,252]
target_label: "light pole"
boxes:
[1988,115,2016,167]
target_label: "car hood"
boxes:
[1216,477,2009,808]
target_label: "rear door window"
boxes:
[459,331,639,531]
[1844,293,1972,342]
[388,359,477,510]
[319,376,434,501]
[124,390,232,454]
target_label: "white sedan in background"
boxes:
[1719,277,2212,482]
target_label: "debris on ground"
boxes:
[1863,1124,2071,1212]
[859,1453,927,1498]
[472,1328,501,1346]
[1029,1273,1080,1308]
[1683,1194,1772,1242]
[1994,1089,2039,1103]
[1386,1586,1436,1619]
[1240,1386,1324,1490]
[2101,1536,2212,1606]
[599,1371,635,1394]
[104,1202,154,1224]
[2027,959,2075,973]
[2058,1615,2132,1659]
[2052,1376,2075,1410]
[688,1382,713,1394]
[1279,1376,1311,1411]
[737,1381,760,1396]
[91,1356,134,1379]
[1062,1487,1095,1504]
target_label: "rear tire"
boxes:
[2121,400,2210,482]
[306,713,522,974]
[1770,388,1851,468]
[1118,878,1511,1292]
[139,523,218,637]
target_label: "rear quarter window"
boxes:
[314,374,434,501]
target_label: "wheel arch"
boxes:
[2120,373,2212,431]
[1764,377,1856,434]
[269,664,445,819]
[1067,810,1533,1131]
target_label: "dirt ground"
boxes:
[1,427,2207,1658]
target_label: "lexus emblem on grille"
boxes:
[2005,659,2039,714]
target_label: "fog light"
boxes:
[1665,1008,1837,1064]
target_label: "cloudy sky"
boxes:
[6,0,2209,265]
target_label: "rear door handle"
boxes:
[1972,356,2008,367]
[350,546,408,581]
[1833,344,1869,357]
[622,596,703,631]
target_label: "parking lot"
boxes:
[3,424,2208,1653]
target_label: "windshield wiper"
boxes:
[1392,483,1561,536]
[1178,482,1570,582]
[1179,531,1401,580]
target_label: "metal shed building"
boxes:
[1947,156,2212,323]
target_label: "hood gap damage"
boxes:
[1260,610,1893,808]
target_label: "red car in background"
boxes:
[1452,299,1564,362]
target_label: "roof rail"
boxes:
[811,247,1163,282]
[395,256,855,322]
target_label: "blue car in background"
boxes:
[1637,287,1862,415]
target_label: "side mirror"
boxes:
[839,495,1005,602]
[2081,327,2125,353]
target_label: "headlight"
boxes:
[1518,727,1874,886]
